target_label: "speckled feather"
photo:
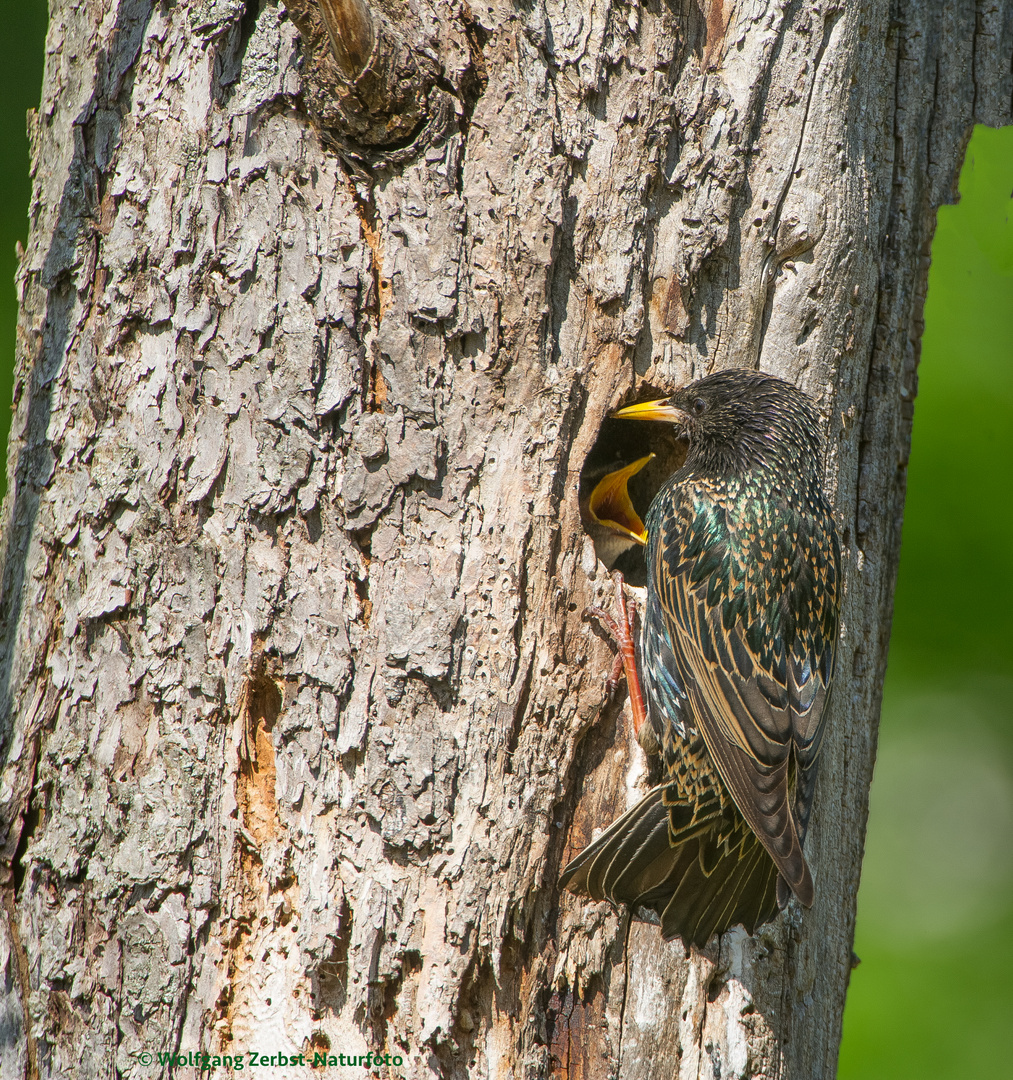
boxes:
[562,370,841,946]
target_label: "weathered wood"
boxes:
[0,2,1010,1079]
[288,0,452,152]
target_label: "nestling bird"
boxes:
[561,369,841,947]
[580,452,653,564]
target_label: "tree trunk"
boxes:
[0,1,1009,1078]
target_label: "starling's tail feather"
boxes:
[560,786,673,900]
[560,785,779,948]
[658,829,778,944]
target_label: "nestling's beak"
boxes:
[585,453,654,545]
[611,397,690,425]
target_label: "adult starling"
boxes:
[561,369,841,946]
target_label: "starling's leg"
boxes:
[583,571,648,739]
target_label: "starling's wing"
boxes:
[652,492,840,907]
[785,499,841,845]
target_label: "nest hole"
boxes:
[578,385,689,585]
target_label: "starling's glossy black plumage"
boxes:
[561,370,841,946]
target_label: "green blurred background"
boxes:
[1,2,47,456]
[837,123,1013,1079]
[1,7,1011,1077]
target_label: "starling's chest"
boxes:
[646,471,823,627]
[651,471,778,558]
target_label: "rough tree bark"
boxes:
[0,1,1010,1079]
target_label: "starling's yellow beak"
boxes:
[586,454,654,546]
[611,398,690,424]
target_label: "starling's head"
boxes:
[612,369,822,477]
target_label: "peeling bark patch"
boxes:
[368,353,389,412]
[360,210,391,327]
[219,661,298,1051]
[313,895,353,1018]
[341,165,392,331]
[238,669,283,845]
[703,0,730,72]
[547,985,608,1080]
[655,275,691,339]
[457,1,490,139]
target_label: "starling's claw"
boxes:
[604,651,626,700]
[583,604,619,639]
[582,606,623,700]
[582,571,648,738]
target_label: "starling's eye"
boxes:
[692,397,708,416]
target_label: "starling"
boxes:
[584,453,653,548]
[561,369,841,946]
